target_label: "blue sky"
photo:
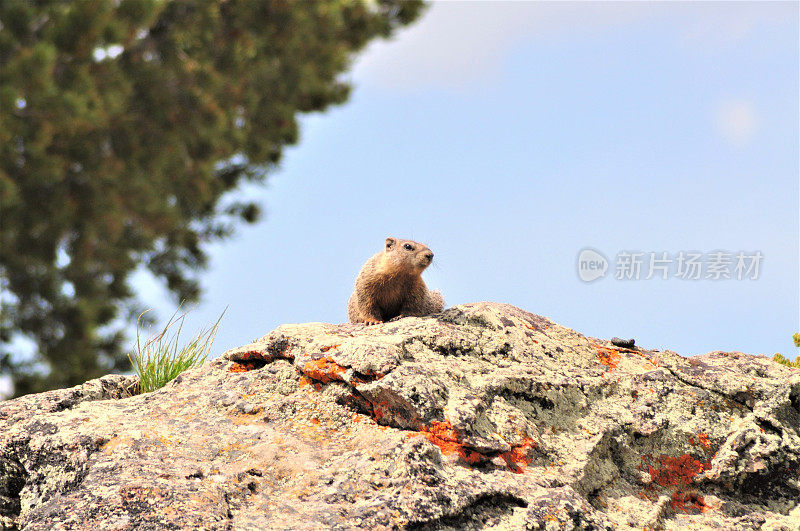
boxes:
[134,2,798,361]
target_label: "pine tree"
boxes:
[0,0,425,396]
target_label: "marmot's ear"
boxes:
[385,237,396,249]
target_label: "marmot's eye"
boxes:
[404,244,413,251]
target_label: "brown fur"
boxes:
[347,237,444,325]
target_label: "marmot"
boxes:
[347,237,444,325]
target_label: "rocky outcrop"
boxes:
[1,302,798,530]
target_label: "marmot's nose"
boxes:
[425,252,433,262]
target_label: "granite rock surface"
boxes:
[1,302,798,530]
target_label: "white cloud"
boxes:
[352,2,648,91]
[715,98,758,146]
[679,2,793,51]
[351,1,796,92]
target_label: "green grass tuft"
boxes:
[129,307,225,393]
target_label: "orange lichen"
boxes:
[688,433,712,451]
[591,342,621,369]
[598,349,620,368]
[419,420,460,453]
[302,356,346,383]
[417,421,533,473]
[499,437,535,473]
[229,361,258,372]
[419,420,483,464]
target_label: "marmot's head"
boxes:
[384,237,434,272]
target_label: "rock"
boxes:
[1,302,798,530]
[611,337,635,349]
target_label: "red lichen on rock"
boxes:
[646,453,710,488]
[302,356,346,383]
[640,453,711,513]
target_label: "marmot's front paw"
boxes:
[363,318,381,326]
